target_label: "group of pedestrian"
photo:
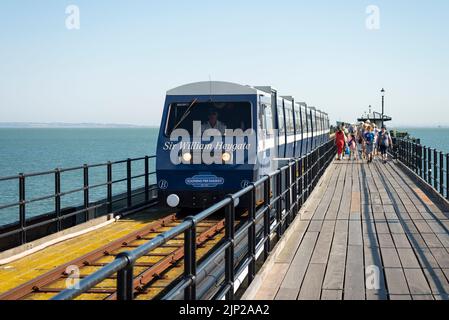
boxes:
[334,121,393,164]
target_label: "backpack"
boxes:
[380,132,390,147]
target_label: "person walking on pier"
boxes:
[348,133,358,160]
[378,126,393,164]
[335,126,347,160]
[364,125,375,163]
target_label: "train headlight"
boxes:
[182,153,192,162]
[222,152,232,163]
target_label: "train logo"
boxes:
[185,175,224,188]
[240,180,250,188]
[158,180,168,190]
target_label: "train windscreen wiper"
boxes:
[171,98,198,133]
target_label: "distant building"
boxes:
[357,106,392,128]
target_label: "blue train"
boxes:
[156,81,330,209]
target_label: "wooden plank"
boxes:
[397,248,421,268]
[348,220,363,246]
[344,245,365,300]
[321,289,343,300]
[392,234,412,248]
[429,248,449,269]
[253,263,290,300]
[322,230,347,290]
[421,233,444,248]
[423,268,449,295]
[384,268,410,295]
[403,268,432,295]
[377,233,395,248]
[297,263,327,300]
[389,294,412,300]
[310,220,336,264]
[275,231,319,300]
[380,248,402,268]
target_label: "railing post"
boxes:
[423,146,428,182]
[440,152,444,196]
[305,153,310,201]
[224,196,235,300]
[144,156,149,202]
[184,217,197,300]
[292,160,298,217]
[276,172,282,237]
[418,145,423,178]
[446,153,449,200]
[298,157,303,207]
[428,148,432,185]
[55,169,61,232]
[19,174,26,245]
[263,177,271,260]
[83,164,89,222]
[127,158,132,208]
[434,149,438,190]
[107,162,113,213]
[248,184,256,284]
[285,164,291,225]
[116,252,134,300]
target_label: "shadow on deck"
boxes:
[243,158,449,300]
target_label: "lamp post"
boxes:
[381,88,385,128]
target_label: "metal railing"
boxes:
[394,138,449,200]
[0,156,157,249]
[52,139,336,300]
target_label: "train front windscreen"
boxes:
[165,101,252,136]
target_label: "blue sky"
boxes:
[1,0,448,127]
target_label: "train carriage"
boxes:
[156,81,330,209]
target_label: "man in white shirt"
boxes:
[201,108,227,135]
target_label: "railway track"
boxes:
[0,214,227,300]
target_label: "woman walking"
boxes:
[335,126,347,160]
[348,133,358,160]
[364,125,375,163]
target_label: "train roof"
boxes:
[167,81,263,96]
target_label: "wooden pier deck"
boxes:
[243,159,449,300]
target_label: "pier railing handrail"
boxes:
[394,138,448,200]
[0,155,158,249]
[52,139,336,300]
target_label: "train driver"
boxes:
[201,108,227,135]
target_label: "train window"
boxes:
[285,105,294,134]
[308,113,313,132]
[301,107,307,132]
[165,101,252,136]
[277,103,285,134]
[264,104,274,133]
[294,107,301,133]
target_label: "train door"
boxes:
[294,103,301,158]
[317,111,323,146]
[300,104,306,156]
[277,99,286,159]
[258,95,275,177]
[284,101,294,158]
[308,109,314,151]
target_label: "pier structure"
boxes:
[243,149,449,300]
[0,138,448,300]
